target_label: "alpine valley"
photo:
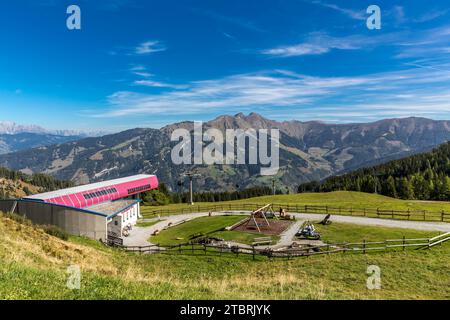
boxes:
[1,113,450,191]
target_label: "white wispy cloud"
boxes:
[310,1,366,20]
[134,40,166,55]
[395,25,450,58]
[133,80,186,89]
[413,8,448,23]
[129,65,153,78]
[263,23,450,59]
[91,64,450,122]
[191,8,265,32]
[128,65,183,89]
[261,32,400,57]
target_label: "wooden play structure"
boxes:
[231,204,293,235]
[242,204,276,233]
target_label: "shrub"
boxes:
[1,212,69,240]
[7,212,33,226]
[41,224,69,241]
[22,186,32,196]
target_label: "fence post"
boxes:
[363,240,366,254]
[363,208,366,217]
[423,210,426,221]
[204,244,207,255]
[305,205,308,213]
[377,208,380,217]
[192,243,194,254]
[252,246,255,261]
[442,210,445,222]
[407,208,410,220]
[403,236,405,251]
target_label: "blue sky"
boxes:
[0,0,449,132]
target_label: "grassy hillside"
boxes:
[1,212,449,299]
[0,177,43,198]
[141,191,450,217]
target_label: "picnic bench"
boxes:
[252,236,273,246]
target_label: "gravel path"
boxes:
[292,213,450,233]
[273,220,303,248]
[123,211,450,247]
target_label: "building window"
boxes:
[82,187,119,200]
[127,184,151,195]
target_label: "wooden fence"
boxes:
[112,231,450,260]
[141,203,450,222]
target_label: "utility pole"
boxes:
[182,171,201,205]
[373,173,381,194]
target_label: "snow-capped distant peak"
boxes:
[0,121,47,135]
[0,121,105,137]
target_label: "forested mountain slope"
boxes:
[298,142,450,201]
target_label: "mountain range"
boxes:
[0,113,450,191]
[0,133,81,155]
[0,121,106,137]
[0,121,109,155]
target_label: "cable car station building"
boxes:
[0,174,158,241]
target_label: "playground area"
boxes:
[231,218,292,236]
[118,203,450,258]
[229,204,294,236]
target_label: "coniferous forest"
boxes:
[142,184,279,206]
[298,142,450,201]
[0,166,73,192]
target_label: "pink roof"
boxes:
[25,174,158,209]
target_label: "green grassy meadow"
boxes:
[150,215,276,245]
[136,219,163,228]
[141,191,450,217]
[313,222,439,244]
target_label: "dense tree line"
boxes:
[0,166,73,192]
[142,184,282,206]
[298,142,450,201]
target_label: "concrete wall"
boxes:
[0,200,107,241]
